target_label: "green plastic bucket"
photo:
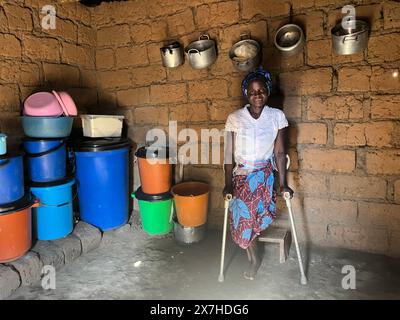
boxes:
[131,187,173,236]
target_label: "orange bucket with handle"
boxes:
[171,182,209,227]
[136,146,171,194]
[0,194,39,263]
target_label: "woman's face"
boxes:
[247,80,268,108]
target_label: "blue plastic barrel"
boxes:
[74,138,131,231]
[0,151,24,205]
[23,138,66,182]
[30,178,74,240]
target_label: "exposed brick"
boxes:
[287,171,328,194]
[50,236,82,264]
[219,20,268,51]
[332,51,364,65]
[283,96,302,120]
[7,252,43,286]
[98,69,131,89]
[113,0,147,24]
[209,99,240,122]
[395,180,400,204]
[296,123,327,144]
[81,69,97,88]
[67,88,97,110]
[242,0,290,19]
[299,148,355,173]
[150,83,187,104]
[97,25,131,46]
[306,95,364,121]
[196,1,239,29]
[167,8,195,36]
[303,197,357,224]
[330,175,387,200]
[134,106,169,125]
[147,0,191,19]
[30,241,65,270]
[294,11,325,40]
[130,24,154,44]
[291,0,314,10]
[280,68,332,95]
[167,63,209,82]
[228,75,244,98]
[307,39,332,66]
[96,48,115,70]
[150,20,168,42]
[389,230,400,257]
[0,265,21,299]
[0,34,21,58]
[43,63,80,88]
[117,87,150,107]
[370,67,400,93]
[371,95,400,120]
[366,150,400,175]
[131,65,166,86]
[62,43,95,68]
[169,103,208,123]
[24,35,59,62]
[334,122,394,147]
[19,63,40,86]
[368,34,400,63]
[337,66,371,92]
[384,1,400,29]
[115,45,149,67]
[4,4,33,31]
[185,166,225,188]
[0,85,20,111]
[326,225,389,253]
[189,79,229,101]
[358,202,400,230]
[147,42,163,64]
[44,19,78,43]
[209,52,237,77]
[328,4,382,32]
[0,8,8,32]
[78,25,96,46]
[0,61,22,83]
[72,221,102,254]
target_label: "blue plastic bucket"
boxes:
[0,134,7,155]
[74,138,130,231]
[30,178,75,240]
[23,138,66,182]
[0,151,25,205]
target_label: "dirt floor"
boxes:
[8,224,400,300]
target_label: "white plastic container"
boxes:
[0,134,7,155]
[81,115,124,138]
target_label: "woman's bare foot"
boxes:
[243,239,261,280]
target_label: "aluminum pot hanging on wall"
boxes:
[185,34,217,70]
[160,42,184,68]
[229,34,261,73]
[274,23,305,56]
[331,20,369,55]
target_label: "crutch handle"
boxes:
[224,194,232,208]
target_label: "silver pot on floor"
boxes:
[173,219,207,244]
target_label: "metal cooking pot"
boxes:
[173,219,207,244]
[185,34,217,69]
[160,42,184,68]
[274,23,304,56]
[229,34,261,73]
[331,20,369,55]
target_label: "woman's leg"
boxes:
[244,236,261,280]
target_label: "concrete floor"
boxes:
[8,224,400,300]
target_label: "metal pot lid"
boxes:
[331,20,369,37]
[134,187,172,202]
[135,146,169,159]
[73,137,131,152]
[0,193,36,216]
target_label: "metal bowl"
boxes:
[274,24,304,56]
[229,37,261,72]
[173,220,207,245]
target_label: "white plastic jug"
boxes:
[0,134,7,155]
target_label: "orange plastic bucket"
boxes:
[0,195,38,263]
[171,182,209,227]
[136,147,171,194]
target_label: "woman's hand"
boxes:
[223,184,233,198]
[280,185,294,199]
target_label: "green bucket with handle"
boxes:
[131,187,173,236]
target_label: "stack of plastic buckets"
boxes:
[73,138,131,231]
[0,139,39,263]
[23,138,75,241]
[132,146,173,236]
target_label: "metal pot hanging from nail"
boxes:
[229,34,261,72]
[274,23,305,56]
[331,20,369,55]
[160,42,184,68]
[185,34,217,70]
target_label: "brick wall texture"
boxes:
[1,0,399,257]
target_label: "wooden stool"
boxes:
[257,227,292,263]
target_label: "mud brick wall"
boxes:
[94,0,400,257]
[0,0,97,145]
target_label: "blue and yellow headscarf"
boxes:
[241,67,273,97]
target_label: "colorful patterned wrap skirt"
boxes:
[229,159,277,249]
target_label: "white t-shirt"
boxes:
[225,105,289,165]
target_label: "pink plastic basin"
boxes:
[52,91,78,116]
[24,92,64,117]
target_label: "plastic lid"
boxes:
[0,150,24,160]
[133,187,172,202]
[80,114,125,119]
[0,193,37,216]
[135,146,169,159]
[73,137,131,152]
[30,176,75,188]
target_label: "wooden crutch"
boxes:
[218,193,232,282]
